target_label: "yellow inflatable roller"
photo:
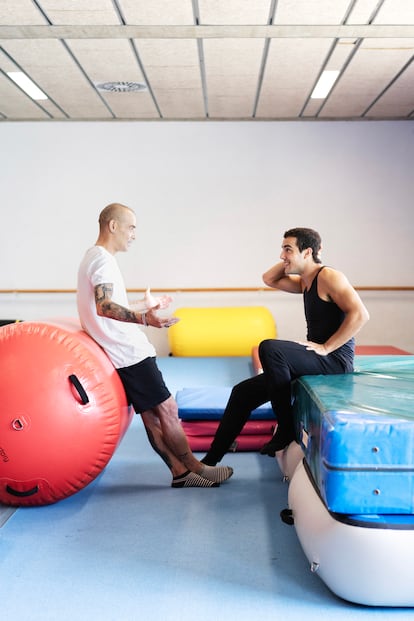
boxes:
[168,306,277,357]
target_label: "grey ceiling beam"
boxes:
[1,24,414,40]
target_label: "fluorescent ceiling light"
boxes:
[311,70,340,99]
[7,71,48,100]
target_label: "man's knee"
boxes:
[258,339,272,358]
[227,379,252,406]
[153,396,179,419]
[259,338,283,362]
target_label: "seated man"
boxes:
[202,227,369,465]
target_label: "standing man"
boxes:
[77,203,233,487]
[202,227,369,465]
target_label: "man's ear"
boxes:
[108,219,117,233]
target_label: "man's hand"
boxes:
[144,287,173,311]
[130,290,173,313]
[145,310,180,329]
[151,294,173,310]
[297,340,329,356]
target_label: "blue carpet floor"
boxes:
[1,417,413,621]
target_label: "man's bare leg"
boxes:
[148,396,233,484]
[141,411,218,487]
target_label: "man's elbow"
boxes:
[360,306,370,326]
[96,302,106,318]
[262,273,274,288]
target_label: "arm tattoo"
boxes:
[94,283,138,323]
[95,283,113,304]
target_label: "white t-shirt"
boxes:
[77,246,156,368]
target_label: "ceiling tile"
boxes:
[97,91,158,118]
[119,0,194,25]
[366,60,414,117]
[199,0,272,24]
[346,0,385,24]
[273,0,353,24]
[66,38,143,80]
[136,39,204,118]
[203,38,264,117]
[153,89,205,118]
[375,0,414,24]
[38,0,120,25]
[0,0,47,24]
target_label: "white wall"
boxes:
[1,120,414,288]
[1,121,413,351]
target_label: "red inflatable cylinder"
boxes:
[0,319,133,506]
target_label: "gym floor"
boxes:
[1,415,411,621]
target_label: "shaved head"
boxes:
[99,203,134,231]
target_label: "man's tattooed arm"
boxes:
[94,283,141,323]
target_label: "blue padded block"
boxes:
[293,355,414,514]
[176,386,274,421]
[156,356,254,396]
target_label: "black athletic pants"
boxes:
[203,339,351,464]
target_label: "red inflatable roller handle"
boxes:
[6,485,39,498]
[68,374,89,405]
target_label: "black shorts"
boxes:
[116,357,171,414]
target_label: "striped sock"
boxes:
[171,470,220,488]
[199,464,234,484]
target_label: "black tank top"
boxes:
[303,266,354,369]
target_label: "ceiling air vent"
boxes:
[95,81,147,93]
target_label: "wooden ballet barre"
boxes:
[0,287,413,294]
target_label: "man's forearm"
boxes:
[262,262,287,287]
[323,310,369,354]
[98,300,144,324]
